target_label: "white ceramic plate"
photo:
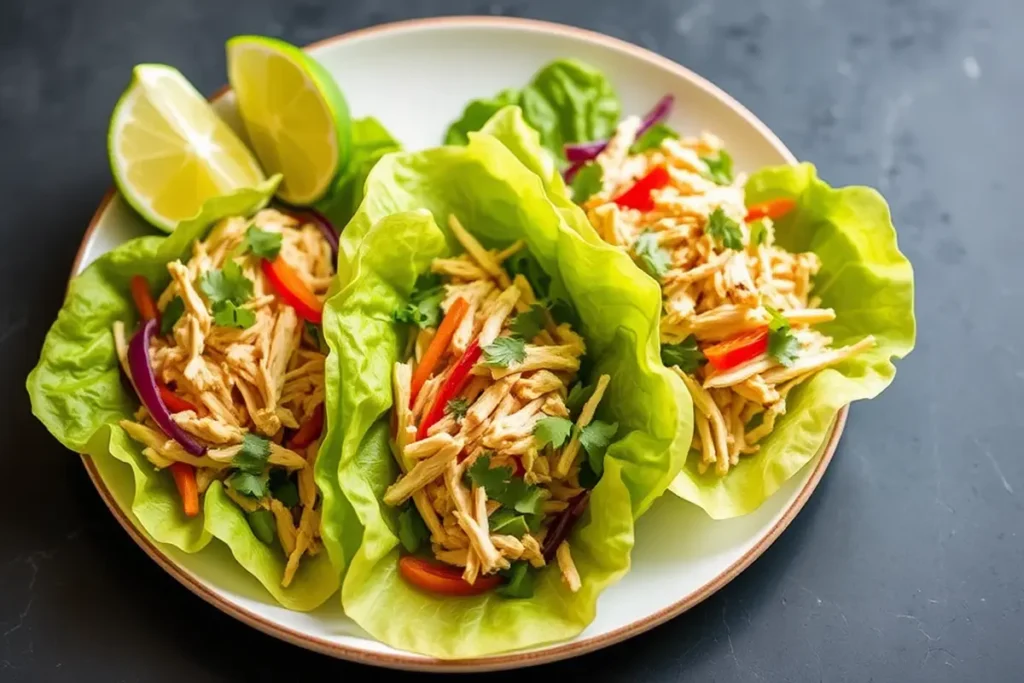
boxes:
[72,17,845,672]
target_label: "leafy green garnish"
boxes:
[489,510,530,537]
[630,123,679,153]
[509,304,547,341]
[445,397,470,421]
[705,207,743,250]
[505,251,551,301]
[765,306,800,367]
[232,433,272,474]
[269,470,299,508]
[570,162,603,204]
[211,300,256,329]
[701,149,734,185]
[482,336,526,368]
[246,509,276,545]
[632,231,671,280]
[160,297,185,336]
[397,505,430,553]
[579,420,618,477]
[749,220,768,246]
[228,471,268,499]
[661,334,707,373]
[566,382,595,418]
[533,416,574,449]
[466,454,543,514]
[393,273,446,329]
[498,561,536,599]
[244,226,282,260]
[199,259,253,306]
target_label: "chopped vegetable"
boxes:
[126,319,205,455]
[563,94,674,163]
[705,207,743,250]
[745,197,796,223]
[466,454,544,514]
[129,275,159,323]
[629,122,678,154]
[613,165,670,212]
[393,273,446,329]
[244,226,283,260]
[211,299,256,329]
[160,297,185,335]
[287,403,324,449]
[409,297,469,405]
[232,432,272,474]
[261,256,323,324]
[247,509,276,545]
[661,335,707,373]
[570,162,603,204]
[398,556,501,596]
[282,208,339,260]
[199,260,253,305]
[417,340,483,440]
[169,463,199,517]
[703,329,769,372]
[489,510,530,537]
[497,561,536,599]
[158,384,197,414]
[578,420,618,477]
[701,149,734,185]
[765,306,800,367]
[749,220,768,246]
[228,470,269,498]
[482,336,526,368]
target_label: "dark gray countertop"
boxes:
[2,0,1020,680]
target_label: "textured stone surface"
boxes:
[2,0,1021,680]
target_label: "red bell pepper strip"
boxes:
[170,463,200,517]
[410,298,470,406]
[288,404,324,450]
[613,165,671,212]
[745,198,796,223]
[130,275,160,323]
[417,340,483,440]
[159,384,198,414]
[703,329,769,371]
[398,556,501,596]
[261,257,323,324]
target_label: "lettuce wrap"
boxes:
[26,181,343,610]
[320,121,691,657]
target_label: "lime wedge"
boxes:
[227,36,351,205]
[108,64,267,233]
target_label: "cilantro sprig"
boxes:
[244,226,282,260]
[570,161,603,205]
[661,334,707,373]
[765,305,801,367]
[705,207,743,250]
[630,123,679,154]
[393,273,446,329]
[466,454,544,515]
[701,149,734,185]
[482,336,526,368]
[632,231,672,280]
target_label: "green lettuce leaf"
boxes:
[316,116,402,229]
[444,59,621,163]
[322,125,690,657]
[668,163,916,518]
[27,180,341,610]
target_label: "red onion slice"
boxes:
[541,490,591,562]
[562,94,676,179]
[279,207,338,262]
[127,318,206,456]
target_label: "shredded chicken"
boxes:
[386,214,615,594]
[584,118,876,476]
[116,209,332,587]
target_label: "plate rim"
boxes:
[70,15,847,672]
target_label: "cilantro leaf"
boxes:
[490,510,529,537]
[397,505,429,553]
[630,122,679,153]
[745,412,765,431]
[244,226,282,260]
[505,251,551,301]
[269,470,299,508]
[701,149,734,185]
[482,336,526,368]
[661,334,707,373]
[445,397,470,421]
[632,230,671,280]
[579,420,618,477]
[228,471,269,498]
[566,383,595,418]
[160,297,185,336]
[749,220,768,246]
[211,300,256,329]
[765,305,801,367]
[393,273,445,329]
[498,561,536,599]
[466,454,543,514]
[705,207,743,250]
[199,260,253,305]
[570,161,603,205]
[246,509,276,544]
[509,304,546,341]
[533,416,574,449]
[232,433,272,474]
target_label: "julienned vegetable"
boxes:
[409,297,469,405]
[399,556,502,596]
[127,318,206,456]
[703,329,769,372]
[613,165,671,211]
[564,94,674,165]
[745,197,796,223]
[415,338,481,441]
[261,256,323,324]
[283,207,339,260]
